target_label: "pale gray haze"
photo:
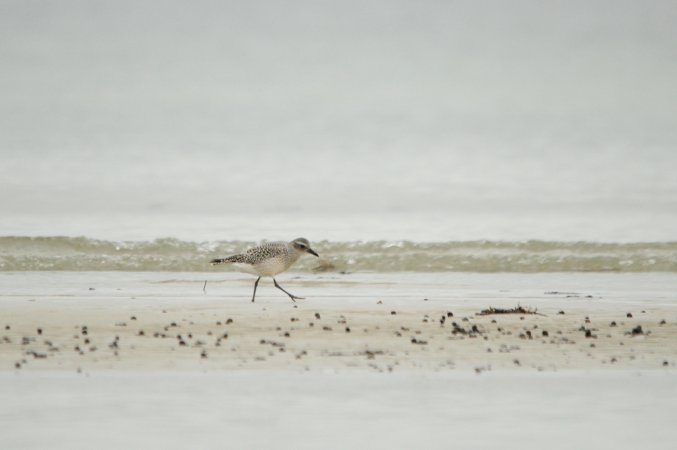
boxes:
[1,0,676,242]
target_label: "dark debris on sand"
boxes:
[477,306,543,316]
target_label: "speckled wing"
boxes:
[210,241,291,276]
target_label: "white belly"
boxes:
[252,258,289,276]
[230,259,288,277]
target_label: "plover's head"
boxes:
[291,237,319,257]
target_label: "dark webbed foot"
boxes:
[273,278,304,302]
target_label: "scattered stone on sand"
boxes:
[629,325,644,336]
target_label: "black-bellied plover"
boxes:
[210,237,319,302]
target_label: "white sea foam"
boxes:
[1,236,675,272]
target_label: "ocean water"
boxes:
[1,1,676,271]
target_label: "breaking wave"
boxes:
[1,236,676,272]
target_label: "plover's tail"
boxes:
[210,255,247,265]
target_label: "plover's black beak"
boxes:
[308,248,319,257]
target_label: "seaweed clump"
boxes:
[477,306,543,316]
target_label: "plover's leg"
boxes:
[251,276,261,303]
[273,278,304,302]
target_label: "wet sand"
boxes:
[1,272,676,372]
[1,272,676,450]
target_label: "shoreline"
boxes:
[1,271,676,450]
[2,271,675,373]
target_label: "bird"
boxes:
[210,237,319,302]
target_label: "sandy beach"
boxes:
[2,271,676,372]
[3,1,677,448]
[1,271,676,449]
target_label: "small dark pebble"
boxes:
[390,311,397,315]
[314,313,321,320]
[663,361,669,367]
[323,326,332,331]
[201,350,208,359]
[226,318,233,324]
[446,312,453,317]
[170,322,177,327]
[542,330,549,337]
[631,325,644,336]
[138,330,145,336]
[659,320,666,325]
[37,328,42,335]
[626,313,633,318]
[5,325,10,330]
[610,321,617,327]
[283,332,290,337]
[558,311,565,315]
[131,316,137,320]
[15,362,21,369]
[345,327,351,333]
